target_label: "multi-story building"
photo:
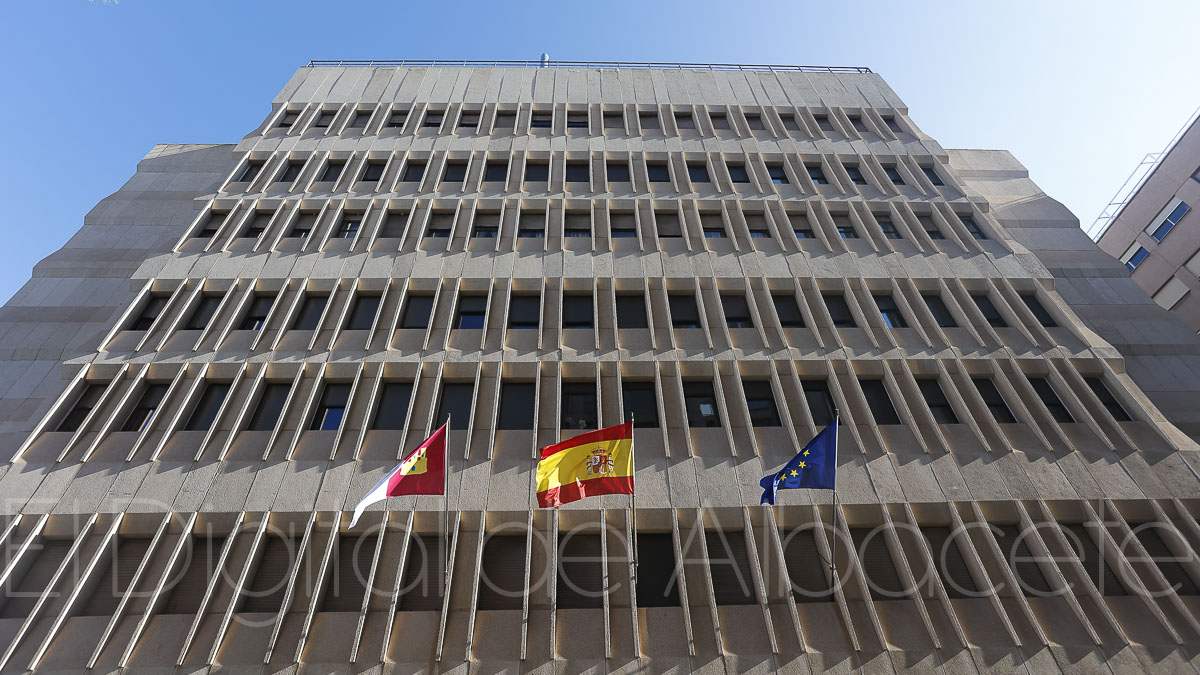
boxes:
[1095,110,1200,332]
[2,60,1200,674]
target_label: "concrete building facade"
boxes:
[2,61,1200,673]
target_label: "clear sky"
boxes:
[2,1,1198,304]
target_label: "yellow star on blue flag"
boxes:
[760,422,837,505]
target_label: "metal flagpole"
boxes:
[630,415,638,576]
[445,414,451,588]
[830,411,840,582]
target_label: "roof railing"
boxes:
[304,59,872,74]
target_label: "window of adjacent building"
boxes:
[602,112,623,129]
[400,294,434,329]
[917,215,945,240]
[705,531,755,605]
[745,214,770,239]
[1120,244,1150,272]
[311,383,351,431]
[823,293,856,328]
[668,293,700,328]
[121,383,169,432]
[496,381,535,430]
[401,161,425,183]
[622,380,659,427]
[458,111,480,129]
[727,164,750,183]
[561,294,593,329]
[779,113,801,132]
[683,381,721,427]
[248,383,290,431]
[674,112,695,129]
[288,212,316,238]
[422,110,443,128]
[184,382,230,431]
[183,294,221,331]
[806,164,828,185]
[767,164,789,184]
[278,160,304,183]
[721,293,753,328]
[237,161,263,183]
[57,384,104,432]
[524,162,549,183]
[1084,377,1131,422]
[442,162,467,183]
[834,215,858,239]
[647,163,671,183]
[971,377,1016,423]
[882,115,903,133]
[476,535,526,610]
[616,294,648,329]
[688,163,711,183]
[426,213,453,238]
[561,382,598,430]
[710,112,730,130]
[802,380,836,426]
[813,114,835,132]
[565,162,589,184]
[566,112,588,128]
[859,379,900,425]
[847,115,869,133]
[493,112,517,129]
[455,295,488,330]
[883,165,905,185]
[387,111,407,128]
[508,295,540,329]
[319,160,344,183]
[1028,377,1074,423]
[874,294,907,328]
[336,215,361,239]
[518,211,545,238]
[483,161,507,183]
[635,533,679,607]
[314,111,335,128]
[1154,278,1190,310]
[772,293,805,328]
[131,295,169,331]
[744,113,765,131]
[277,111,299,129]
[638,112,660,130]
[845,165,868,185]
[530,111,552,128]
[972,294,1007,328]
[292,295,327,331]
[743,380,781,427]
[322,535,377,612]
[607,161,631,183]
[436,383,474,429]
[345,294,380,331]
[242,536,295,613]
[922,293,957,327]
[372,381,413,430]
[917,379,958,424]
[1150,200,1190,242]
[1019,293,1057,328]
[922,166,945,186]
[960,215,988,240]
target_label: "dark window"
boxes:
[442,162,467,182]
[668,293,700,329]
[494,112,517,129]
[922,166,945,186]
[859,379,900,425]
[473,213,500,239]
[524,162,549,182]
[426,213,453,238]
[1060,524,1127,595]
[1020,294,1057,328]
[647,163,671,183]
[360,161,386,182]
[721,294,753,328]
[972,378,1016,423]
[745,214,770,239]
[277,111,299,129]
[564,212,590,238]
[310,383,351,431]
[622,381,659,427]
[319,161,343,183]
[743,380,781,427]
[278,161,304,183]
[961,215,988,240]
[610,210,636,238]
[847,115,868,132]
[477,535,527,610]
[423,111,443,128]
[602,112,623,129]
[336,216,360,239]
[456,295,487,330]
[379,211,408,238]
[561,382,598,430]
[728,164,750,183]
[656,212,682,238]
[458,111,480,129]
[242,536,295,613]
[57,384,103,432]
[923,294,957,327]
[1085,377,1131,422]
[184,382,230,431]
[779,114,801,132]
[781,529,831,602]
[675,113,695,129]
[883,165,905,185]
[397,534,448,610]
[972,294,1008,327]
[121,383,169,433]
[483,162,507,182]
[921,527,979,598]
[557,532,604,608]
[82,537,155,616]
[237,161,263,183]
[807,164,828,185]
[1151,202,1190,242]
[813,114,834,132]
[289,212,316,238]
[823,294,856,328]
[1125,247,1149,272]
[496,382,535,430]
[607,162,631,183]
[322,535,377,612]
[688,164,711,183]
[616,294,648,329]
[562,294,593,329]
[1128,526,1199,596]
[876,215,902,239]
[159,536,225,615]
[794,227,815,239]
[850,528,907,599]
[348,110,370,128]
[992,524,1052,595]
[244,211,271,238]
[917,379,958,424]
[701,213,725,239]
[185,295,222,331]
[683,381,721,428]
[314,111,335,128]
[530,112,552,128]
[767,164,788,184]
[387,111,407,128]
[372,382,413,430]
[636,533,679,606]
[710,113,730,130]
[248,383,290,431]
[882,116,903,133]
[345,294,380,330]
[874,295,907,329]
[565,163,589,183]
[292,295,327,331]
[400,294,434,329]
[566,112,588,128]
[508,295,540,329]
[435,383,474,429]
[639,112,660,130]
[518,212,545,238]
[705,531,755,605]
[845,165,868,185]
[1,540,76,619]
[1028,377,1073,423]
[132,295,168,331]
[802,380,835,427]
[744,114,765,131]
[611,226,637,238]
[772,293,805,328]
[401,161,425,183]
[834,215,858,239]
[918,215,945,240]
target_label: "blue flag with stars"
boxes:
[760,421,837,505]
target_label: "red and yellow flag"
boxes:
[536,422,634,508]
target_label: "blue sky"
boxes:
[2,1,1198,303]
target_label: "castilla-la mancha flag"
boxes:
[349,423,446,528]
[536,422,634,508]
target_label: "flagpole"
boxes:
[630,414,638,577]
[830,410,840,583]
[445,414,451,589]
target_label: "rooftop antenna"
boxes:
[540,53,550,67]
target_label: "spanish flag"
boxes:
[536,422,634,508]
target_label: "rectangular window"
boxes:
[845,165,868,185]
[455,295,487,330]
[562,294,593,329]
[185,295,222,331]
[847,115,868,132]
[508,295,540,329]
[348,110,370,128]
[917,379,958,424]
[292,295,327,331]
[314,111,335,128]
[794,227,815,239]
[442,162,467,183]
[721,294,753,328]
[458,111,480,128]
[710,113,730,130]
[647,163,671,183]
[675,113,695,129]
[767,164,788,184]
[688,164,711,183]
[835,216,858,239]
[823,294,856,328]
[289,212,316,238]
[639,112,660,130]
[1020,293,1057,327]
[779,113,801,132]
[745,214,770,239]
[602,112,624,129]
[240,294,274,331]
[876,215,902,239]
[483,162,507,183]
[655,212,682,238]
[494,112,516,129]
[705,531,755,605]
[319,161,343,183]
[496,382,535,430]
[566,112,588,128]
[277,111,299,129]
[360,161,385,183]
[83,537,155,616]
[244,212,271,238]
[610,210,636,238]
[727,164,750,183]
[121,383,169,433]
[436,383,474,429]
[883,165,905,185]
[426,213,453,238]
[131,295,168,331]
[922,294,957,327]
[960,215,988,240]
[401,161,425,183]
[772,293,805,328]
[1028,377,1074,423]
[518,212,545,238]
[184,382,230,431]
[557,533,604,609]
[807,164,828,185]
[972,294,1008,327]
[882,115,903,133]
[918,215,945,240]
[874,295,908,328]
[387,111,407,128]
[310,383,351,431]
[524,162,549,182]
[278,161,303,183]
[607,162,631,183]
[622,381,659,427]
[744,113,765,131]
[859,379,900,425]
[248,383,290,431]
[400,294,433,329]
[565,163,589,183]
[1085,377,1131,422]
[1122,245,1150,272]
[743,381,781,427]
[345,294,380,331]
[57,384,104,433]
[803,380,835,426]
[922,166,945,186]
[813,114,834,132]
[972,378,1016,423]
[372,382,413,430]
[616,294,648,329]
[336,216,361,239]
[322,535,378,612]
[561,382,598,430]
[1151,201,1190,241]
[237,161,263,183]
[423,111,443,128]
[668,293,700,328]
[472,212,499,238]
[683,381,721,428]
[530,112,552,128]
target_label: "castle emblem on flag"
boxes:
[586,449,614,476]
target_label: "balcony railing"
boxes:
[304,59,872,74]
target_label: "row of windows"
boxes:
[266,101,909,142]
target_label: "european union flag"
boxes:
[759,422,837,505]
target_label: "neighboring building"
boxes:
[2,60,1200,673]
[1095,110,1200,332]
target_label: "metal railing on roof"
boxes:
[304,59,872,74]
